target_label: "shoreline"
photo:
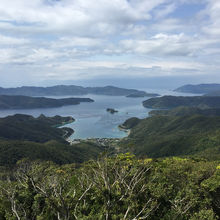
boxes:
[118,125,131,136]
[53,119,75,128]
[66,123,130,145]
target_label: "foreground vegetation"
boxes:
[0,110,220,219]
[0,154,219,219]
[0,139,108,167]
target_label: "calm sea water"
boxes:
[0,89,197,139]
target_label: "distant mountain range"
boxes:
[0,85,159,97]
[174,83,220,95]
[0,95,93,109]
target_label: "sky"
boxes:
[0,0,220,88]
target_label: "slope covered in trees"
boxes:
[0,95,93,109]
[143,95,220,109]
[120,114,220,159]
[0,154,219,219]
[149,106,220,117]
[0,114,74,143]
[0,85,159,97]
[174,83,220,94]
[0,140,106,166]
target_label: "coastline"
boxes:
[53,119,75,128]
[118,125,131,136]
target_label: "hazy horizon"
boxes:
[0,75,219,90]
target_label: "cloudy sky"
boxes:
[0,0,220,87]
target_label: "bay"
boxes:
[0,89,197,139]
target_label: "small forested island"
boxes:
[126,91,159,98]
[174,83,220,94]
[0,85,157,97]
[106,108,118,114]
[142,95,220,109]
[0,95,94,109]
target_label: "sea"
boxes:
[0,88,197,139]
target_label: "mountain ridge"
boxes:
[174,83,220,94]
[0,85,159,97]
[0,95,93,109]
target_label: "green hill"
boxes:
[0,95,93,109]
[0,114,74,143]
[174,83,220,94]
[0,155,219,219]
[126,91,159,97]
[119,117,141,129]
[143,95,220,109]
[149,106,220,117]
[204,90,220,96]
[0,85,158,97]
[120,114,220,159]
[0,140,106,166]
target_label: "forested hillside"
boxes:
[174,83,220,94]
[0,95,93,109]
[0,154,219,219]
[120,114,220,159]
[0,85,158,97]
[143,96,220,109]
[0,140,106,166]
[0,114,74,143]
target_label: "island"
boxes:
[0,95,94,109]
[0,85,158,97]
[126,91,159,98]
[142,95,220,109]
[174,83,220,94]
[0,114,75,143]
[106,108,118,114]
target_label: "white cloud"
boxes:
[0,0,168,36]
[0,0,220,85]
[120,33,196,56]
[201,0,220,36]
[153,3,177,19]
[0,34,29,45]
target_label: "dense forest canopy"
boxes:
[0,154,219,219]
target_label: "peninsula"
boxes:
[0,95,93,109]
[126,91,159,98]
[142,95,220,109]
[0,114,74,143]
[174,83,220,94]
